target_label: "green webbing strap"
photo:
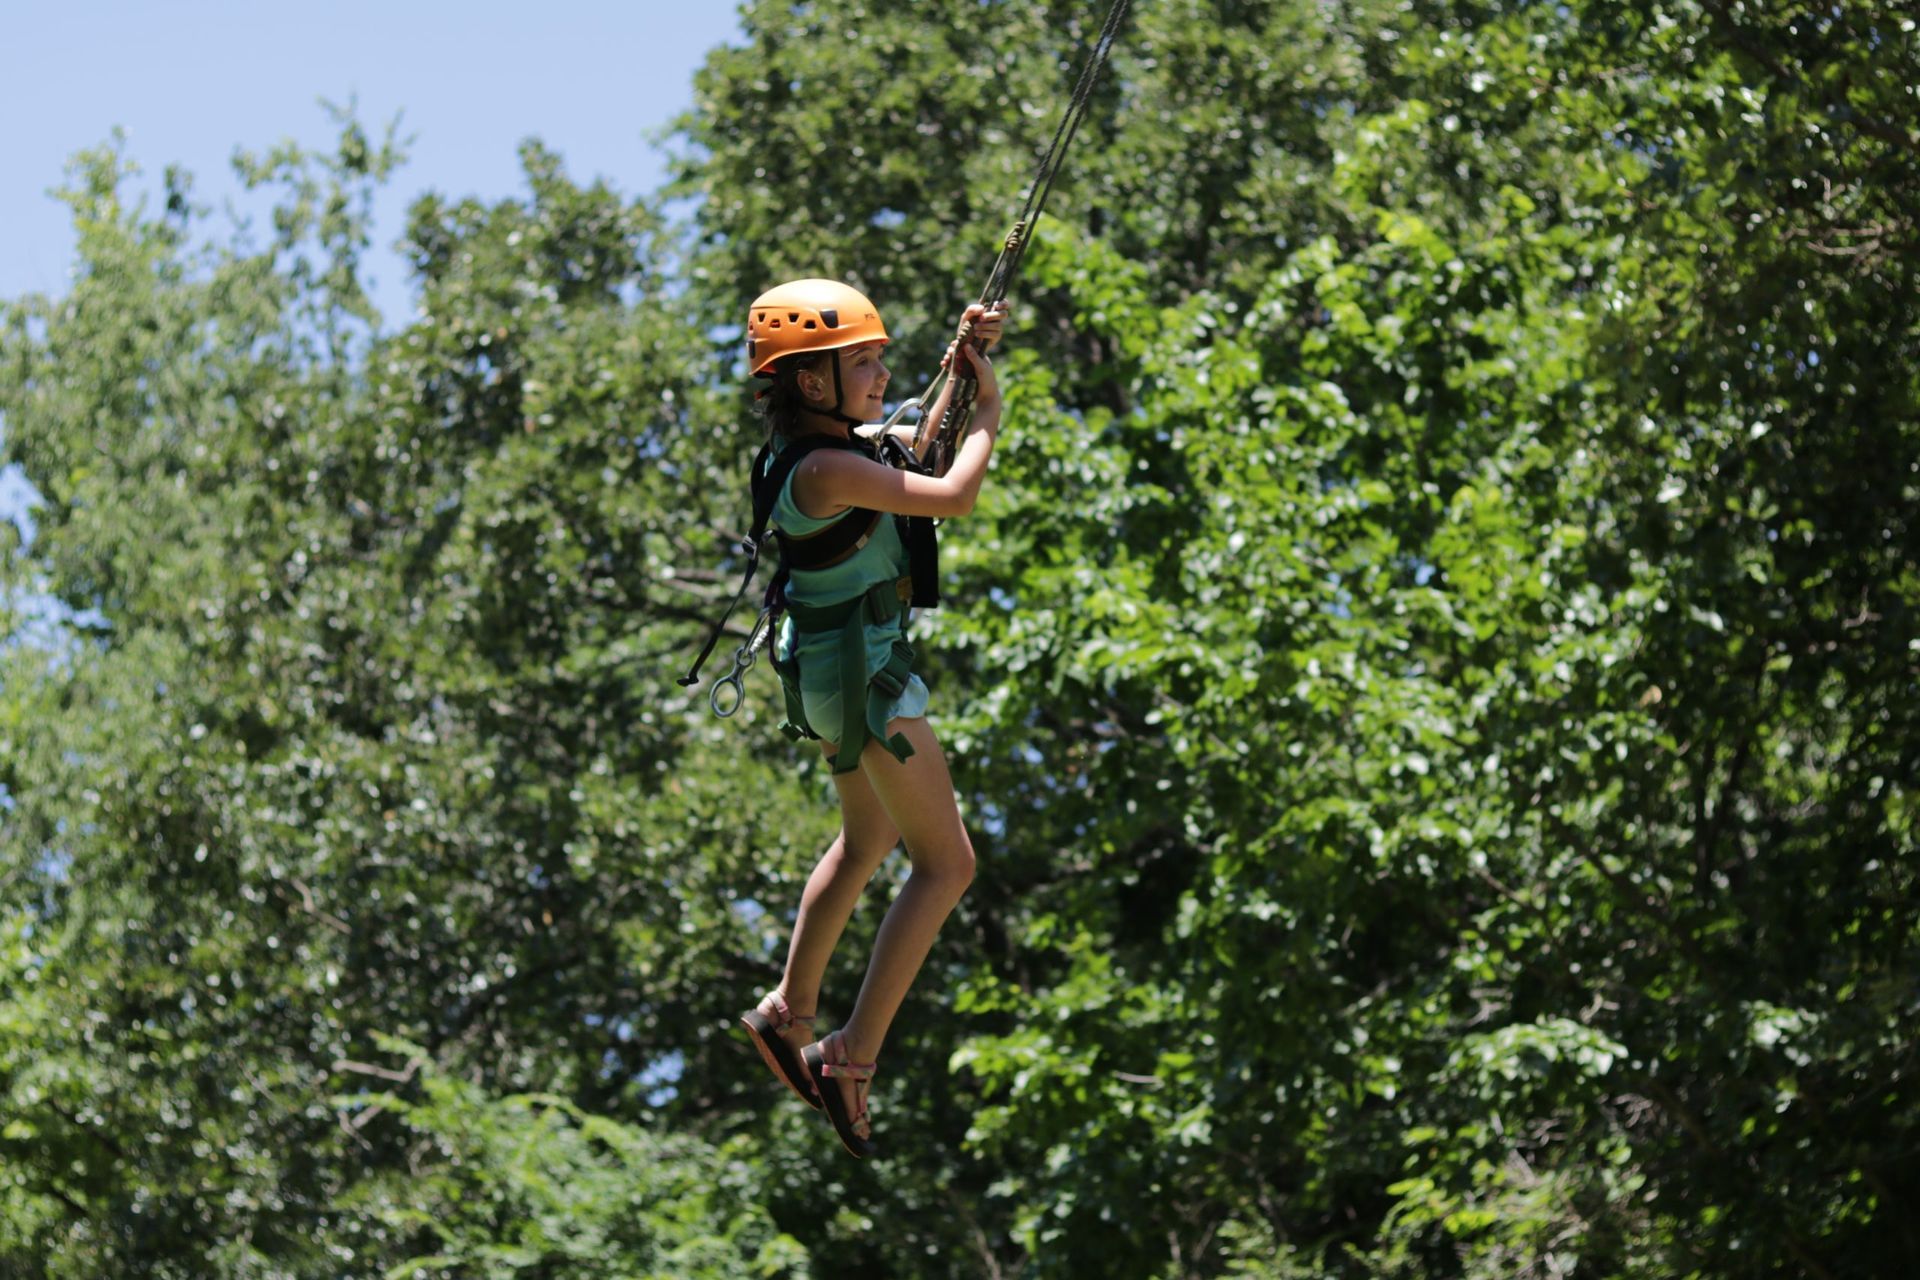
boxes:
[782,578,918,774]
[847,637,916,773]
[775,655,812,743]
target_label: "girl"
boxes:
[735,278,1006,1159]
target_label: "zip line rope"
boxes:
[875,0,1133,469]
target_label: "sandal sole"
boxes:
[740,1011,824,1111]
[802,1041,876,1160]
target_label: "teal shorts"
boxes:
[800,672,931,748]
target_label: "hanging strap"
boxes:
[678,438,778,689]
[911,0,1133,466]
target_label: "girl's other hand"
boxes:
[959,340,1000,408]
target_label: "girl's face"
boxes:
[800,341,890,422]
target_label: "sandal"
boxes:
[739,990,822,1111]
[802,1031,877,1159]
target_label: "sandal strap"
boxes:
[760,989,817,1031]
[819,1059,877,1081]
[813,1035,876,1140]
[818,1032,877,1081]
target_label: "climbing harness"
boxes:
[687,436,875,681]
[678,432,937,759]
[776,572,921,774]
[681,0,1131,723]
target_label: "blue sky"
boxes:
[1,0,743,537]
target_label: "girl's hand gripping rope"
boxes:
[956,336,1000,411]
[902,301,1007,464]
[941,300,1008,370]
[872,301,1007,455]
[922,302,1006,470]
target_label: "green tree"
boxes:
[671,1,1918,1275]
[0,119,807,1277]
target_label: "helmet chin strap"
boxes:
[824,351,866,428]
[799,351,867,429]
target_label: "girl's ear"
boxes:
[796,364,827,404]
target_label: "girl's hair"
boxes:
[755,352,828,442]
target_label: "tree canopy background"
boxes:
[2,2,1915,1277]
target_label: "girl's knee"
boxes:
[910,833,974,893]
[839,834,896,873]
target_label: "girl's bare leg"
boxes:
[827,717,975,1094]
[768,746,902,1055]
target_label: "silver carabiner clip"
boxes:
[856,392,925,444]
[708,606,772,719]
[710,666,748,718]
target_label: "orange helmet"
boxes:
[746,279,888,377]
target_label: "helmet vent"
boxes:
[819,308,840,329]
[803,319,817,329]
[788,312,800,322]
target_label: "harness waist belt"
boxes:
[785,576,912,634]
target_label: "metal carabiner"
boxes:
[710,665,748,718]
[708,606,772,719]
[856,391,926,445]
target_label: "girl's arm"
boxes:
[799,342,1002,519]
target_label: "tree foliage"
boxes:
[3,2,1916,1277]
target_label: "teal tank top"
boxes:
[767,440,913,692]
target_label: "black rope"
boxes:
[926,0,1132,468]
[990,0,1131,297]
